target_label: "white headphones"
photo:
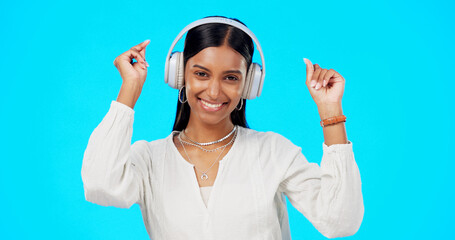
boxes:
[164,17,266,100]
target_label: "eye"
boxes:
[225,75,239,81]
[195,71,208,78]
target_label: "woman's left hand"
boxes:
[303,58,345,107]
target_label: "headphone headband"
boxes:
[164,17,266,96]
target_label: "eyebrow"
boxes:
[193,64,242,75]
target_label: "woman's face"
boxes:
[184,45,247,126]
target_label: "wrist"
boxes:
[121,81,143,92]
[117,82,143,109]
[317,103,343,120]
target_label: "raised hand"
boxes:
[303,58,348,145]
[303,58,345,107]
[114,40,150,109]
[113,40,150,86]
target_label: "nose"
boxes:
[206,78,221,100]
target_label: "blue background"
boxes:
[1,0,453,239]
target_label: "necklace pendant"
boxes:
[201,173,209,180]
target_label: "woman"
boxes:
[81,16,364,239]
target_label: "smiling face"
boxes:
[184,45,247,127]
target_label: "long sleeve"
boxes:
[81,100,149,209]
[278,140,364,238]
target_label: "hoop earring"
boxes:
[235,98,243,111]
[178,86,187,103]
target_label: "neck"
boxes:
[185,115,235,143]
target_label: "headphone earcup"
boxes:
[167,52,185,89]
[176,52,185,89]
[242,63,263,99]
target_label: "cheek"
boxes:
[184,77,200,95]
[233,86,242,97]
[225,85,243,102]
[235,78,246,95]
[227,78,245,99]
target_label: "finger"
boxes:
[136,40,150,59]
[316,69,328,90]
[117,49,147,70]
[132,39,150,52]
[303,58,314,85]
[141,40,150,58]
[326,70,344,83]
[312,65,322,89]
[129,49,147,69]
[129,49,149,68]
[131,40,150,62]
[132,61,147,71]
[331,70,343,81]
[129,48,146,64]
[322,69,336,87]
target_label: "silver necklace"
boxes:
[178,131,236,152]
[178,131,237,180]
[182,125,237,146]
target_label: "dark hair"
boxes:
[172,16,254,131]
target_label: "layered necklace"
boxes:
[178,126,238,180]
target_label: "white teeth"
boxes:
[201,99,222,108]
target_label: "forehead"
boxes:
[187,45,247,71]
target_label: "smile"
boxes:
[199,99,227,112]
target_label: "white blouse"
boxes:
[81,100,364,239]
[200,186,213,207]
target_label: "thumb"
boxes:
[303,58,314,85]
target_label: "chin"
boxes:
[195,111,233,127]
[189,98,235,126]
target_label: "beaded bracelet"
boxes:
[320,115,346,127]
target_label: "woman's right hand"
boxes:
[114,40,150,109]
[113,40,150,85]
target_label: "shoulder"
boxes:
[239,127,299,150]
[240,127,300,144]
[127,133,174,169]
[131,133,173,156]
[132,137,167,150]
[238,127,304,175]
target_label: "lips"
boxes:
[199,98,227,111]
